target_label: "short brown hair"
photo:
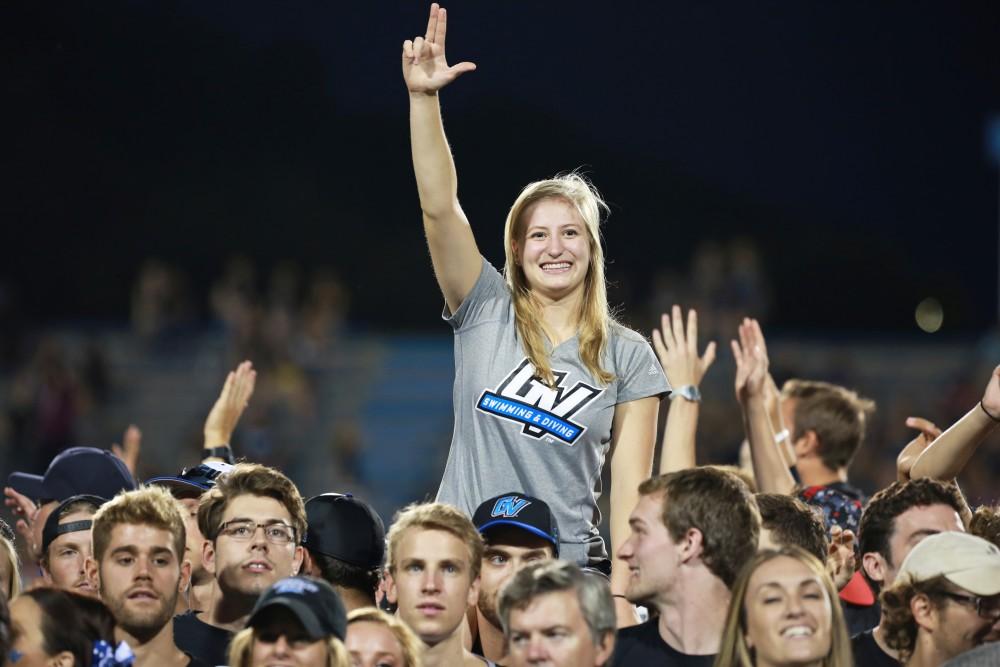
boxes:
[858,479,967,592]
[92,486,186,563]
[782,379,875,469]
[638,467,760,588]
[197,463,307,542]
[756,493,828,562]
[386,503,484,580]
[880,574,953,661]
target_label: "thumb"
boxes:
[111,443,123,458]
[449,61,477,77]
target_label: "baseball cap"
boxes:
[8,447,136,502]
[473,492,560,556]
[248,576,347,641]
[898,532,1000,596]
[302,493,385,569]
[41,494,106,556]
[146,462,234,498]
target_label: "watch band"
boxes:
[203,444,235,464]
[669,385,702,403]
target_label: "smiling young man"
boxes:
[173,462,307,667]
[499,560,616,667]
[88,485,211,667]
[39,494,105,596]
[385,501,489,667]
[468,492,560,664]
[613,467,760,666]
[879,532,1000,667]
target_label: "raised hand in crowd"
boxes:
[653,305,716,472]
[732,318,797,495]
[896,416,941,482]
[826,523,856,591]
[203,360,256,462]
[402,3,477,96]
[111,423,142,477]
[2,485,38,547]
[908,363,1000,481]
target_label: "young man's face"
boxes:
[176,495,209,584]
[863,504,964,589]
[916,586,1000,661]
[96,523,190,640]
[388,527,479,646]
[478,526,555,628]
[618,493,680,606]
[42,510,97,596]
[506,589,613,667]
[204,494,304,598]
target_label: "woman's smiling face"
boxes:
[515,198,591,304]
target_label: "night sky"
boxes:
[2,1,998,332]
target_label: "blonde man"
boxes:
[385,502,488,667]
[88,485,209,666]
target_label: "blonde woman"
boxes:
[228,576,349,667]
[714,547,853,667]
[346,607,423,667]
[402,4,669,618]
[0,520,21,600]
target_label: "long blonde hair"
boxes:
[227,627,350,667]
[347,607,424,667]
[0,533,21,600]
[502,173,615,387]
[713,547,853,667]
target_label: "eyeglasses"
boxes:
[938,592,1000,619]
[218,519,297,545]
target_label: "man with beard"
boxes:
[468,492,559,664]
[174,462,307,666]
[39,494,104,595]
[89,486,211,666]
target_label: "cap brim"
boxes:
[145,476,207,495]
[7,472,48,501]
[251,598,329,641]
[950,566,1000,597]
[477,520,559,553]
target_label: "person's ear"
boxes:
[861,552,887,586]
[595,631,616,666]
[911,593,936,631]
[50,650,75,667]
[202,539,217,577]
[291,546,304,576]
[385,571,398,605]
[466,575,480,609]
[179,558,192,594]
[678,527,704,564]
[84,556,100,592]
[300,549,316,577]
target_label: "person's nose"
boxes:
[421,568,442,594]
[526,635,549,663]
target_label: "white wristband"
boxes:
[774,429,790,444]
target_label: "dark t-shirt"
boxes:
[851,629,899,667]
[842,599,881,637]
[174,611,234,667]
[611,619,715,667]
[185,653,213,667]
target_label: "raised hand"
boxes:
[204,361,257,448]
[981,364,1000,419]
[896,416,941,482]
[732,318,769,403]
[111,424,142,477]
[402,4,477,95]
[826,525,857,591]
[652,306,717,389]
[3,486,38,545]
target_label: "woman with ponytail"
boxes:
[401,3,669,619]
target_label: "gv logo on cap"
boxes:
[492,496,531,518]
[273,578,319,595]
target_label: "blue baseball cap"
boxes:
[146,462,234,498]
[473,492,560,556]
[8,447,136,502]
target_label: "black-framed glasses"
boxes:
[938,592,1000,619]
[218,519,297,545]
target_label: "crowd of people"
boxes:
[0,4,998,667]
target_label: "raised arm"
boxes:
[908,364,1000,481]
[403,4,481,313]
[652,306,716,473]
[202,360,257,463]
[732,318,797,495]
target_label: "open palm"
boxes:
[402,4,476,94]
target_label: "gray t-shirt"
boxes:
[437,258,670,565]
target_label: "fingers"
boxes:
[449,61,477,78]
[702,341,717,369]
[731,339,744,367]
[424,3,440,43]
[436,6,449,49]
[670,305,685,350]
[651,328,667,362]
[686,308,698,356]
[413,36,426,64]
[905,416,941,439]
[124,424,141,449]
[402,39,414,62]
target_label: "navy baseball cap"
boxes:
[473,492,560,556]
[248,576,347,641]
[146,462,234,498]
[41,494,106,556]
[7,447,136,502]
[303,493,385,569]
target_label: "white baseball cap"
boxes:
[897,532,1000,596]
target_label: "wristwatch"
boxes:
[203,444,236,464]
[669,385,702,403]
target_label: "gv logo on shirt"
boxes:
[476,359,603,445]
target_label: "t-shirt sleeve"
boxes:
[442,256,511,331]
[614,333,671,404]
